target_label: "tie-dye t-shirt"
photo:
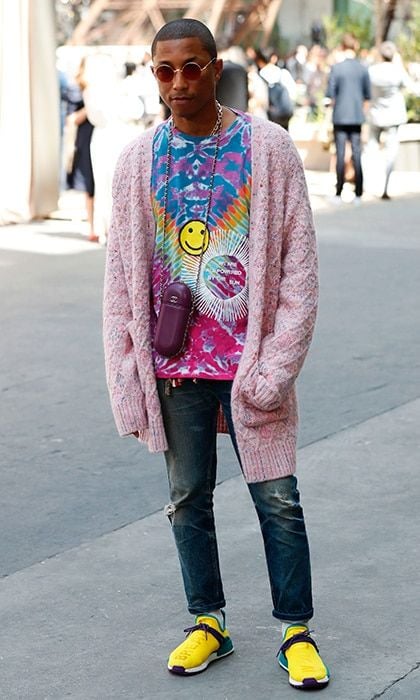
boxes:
[151,112,251,379]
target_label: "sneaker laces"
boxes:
[277,628,319,657]
[184,622,225,647]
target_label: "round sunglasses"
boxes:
[153,58,216,83]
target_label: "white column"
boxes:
[0,0,59,225]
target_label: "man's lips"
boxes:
[170,96,192,103]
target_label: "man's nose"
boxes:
[172,69,188,88]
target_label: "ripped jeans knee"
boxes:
[164,502,176,523]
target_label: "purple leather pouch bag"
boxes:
[154,281,193,357]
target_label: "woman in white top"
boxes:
[83,54,143,241]
[368,42,411,199]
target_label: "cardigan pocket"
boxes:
[240,363,282,411]
[239,396,288,428]
[126,320,147,390]
[126,318,164,419]
[239,364,287,428]
[123,320,148,422]
[252,374,283,411]
[108,324,147,435]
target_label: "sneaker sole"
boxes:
[168,639,234,676]
[278,654,330,689]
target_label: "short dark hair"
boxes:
[341,33,358,52]
[254,48,269,65]
[151,18,217,60]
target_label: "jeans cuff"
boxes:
[272,608,313,622]
[188,599,226,615]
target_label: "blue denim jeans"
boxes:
[157,378,313,621]
[334,125,363,197]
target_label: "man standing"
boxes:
[326,33,371,204]
[368,41,410,200]
[254,48,296,131]
[103,18,329,690]
[216,45,249,112]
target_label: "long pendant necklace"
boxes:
[159,101,224,309]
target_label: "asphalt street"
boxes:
[0,185,419,698]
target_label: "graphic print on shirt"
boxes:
[183,223,249,324]
[151,112,252,379]
[179,219,210,256]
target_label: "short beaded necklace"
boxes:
[159,101,224,309]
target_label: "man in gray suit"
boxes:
[326,34,371,204]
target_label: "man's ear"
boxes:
[214,58,224,83]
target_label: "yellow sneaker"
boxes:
[168,613,234,675]
[277,625,330,689]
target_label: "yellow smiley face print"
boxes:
[179,219,210,256]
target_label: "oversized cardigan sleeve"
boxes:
[103,142,147,436]
[239,122,318,413]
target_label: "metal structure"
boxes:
[68,0,284,47]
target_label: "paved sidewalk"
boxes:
[1,399,419,699]
[305,168,420,211]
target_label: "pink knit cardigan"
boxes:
[103,116,318,483]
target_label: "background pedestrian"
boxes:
[367,41,411,199]
[325,33,371,204]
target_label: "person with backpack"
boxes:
[255,48,296,130]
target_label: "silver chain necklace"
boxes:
[159,101,224,308]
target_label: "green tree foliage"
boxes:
[397,2,420,123]
[397,1,420,63]
[322,13,373,51]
